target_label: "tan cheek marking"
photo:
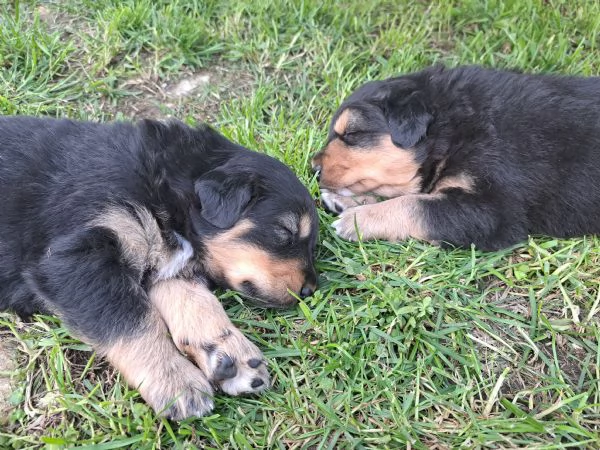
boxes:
[333,109,351,135]
[299,213,312,239]
[215,219,255,240]
[208,244,305,293]
[318,135,422,197]
[204,221,305,302]
[203,219,258,287]
[431,173,475,194]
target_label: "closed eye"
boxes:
[274,225,295,243]
[338,131,362,145]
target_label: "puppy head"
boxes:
[192,152,318,308]
[311,77,433,198]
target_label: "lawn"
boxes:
[1,0,600,448]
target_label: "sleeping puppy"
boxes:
[312,65,600,250]
[0,117,318,420]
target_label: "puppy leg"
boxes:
[150,279,270,396]
[331,194,429,242]
[24,229,214,419]
[331,192,524,250]
[101,310,216,419]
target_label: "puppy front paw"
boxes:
[147,357,216,420]
[331,196,427,243]
[320,189,379,214]
[179,327,270,396]
[150,279,270,398]
[331,204,375,241]
[104,328,216,421]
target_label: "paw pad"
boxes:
[213,354,237,380]
[248,358,262,368]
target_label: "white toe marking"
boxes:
[332,218,342,234]
[220,366,268,396]
[320,191,337,212]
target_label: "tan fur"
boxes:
[315,135,422,198]
[101,308,214,419]
[90,206,164,272]
[334,194,442,242]
[299,213,313,239]
[204,220,304,305]
[149,279,269,395]
[101,278,271,418]
[432,173,475,194]
[333,109,351,135]
[89,205,192,280]
[278,212,313,240]
[150,279,240,363]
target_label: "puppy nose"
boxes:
[311,154,322,172]
[299,285,315,298]
[312,164,322,181]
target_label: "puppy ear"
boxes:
[194,170,255,229]
[386,90,432,148]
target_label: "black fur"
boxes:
[194,169,256,229]
[327,65,600,250]
[0,117,318,346]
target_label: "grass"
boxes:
[1,0,600,448]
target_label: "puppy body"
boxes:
[0,117,318,418]
[313,66,600,250]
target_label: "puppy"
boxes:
[312,65,600,250]
[0,116,318,419]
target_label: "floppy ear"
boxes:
[194,170,255,229]
[387,90,433,148]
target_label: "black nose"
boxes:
[300,285,314,298]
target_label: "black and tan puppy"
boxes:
[0,117,318,419]
[312,65,600,250]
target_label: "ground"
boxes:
[1,0,600,448]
